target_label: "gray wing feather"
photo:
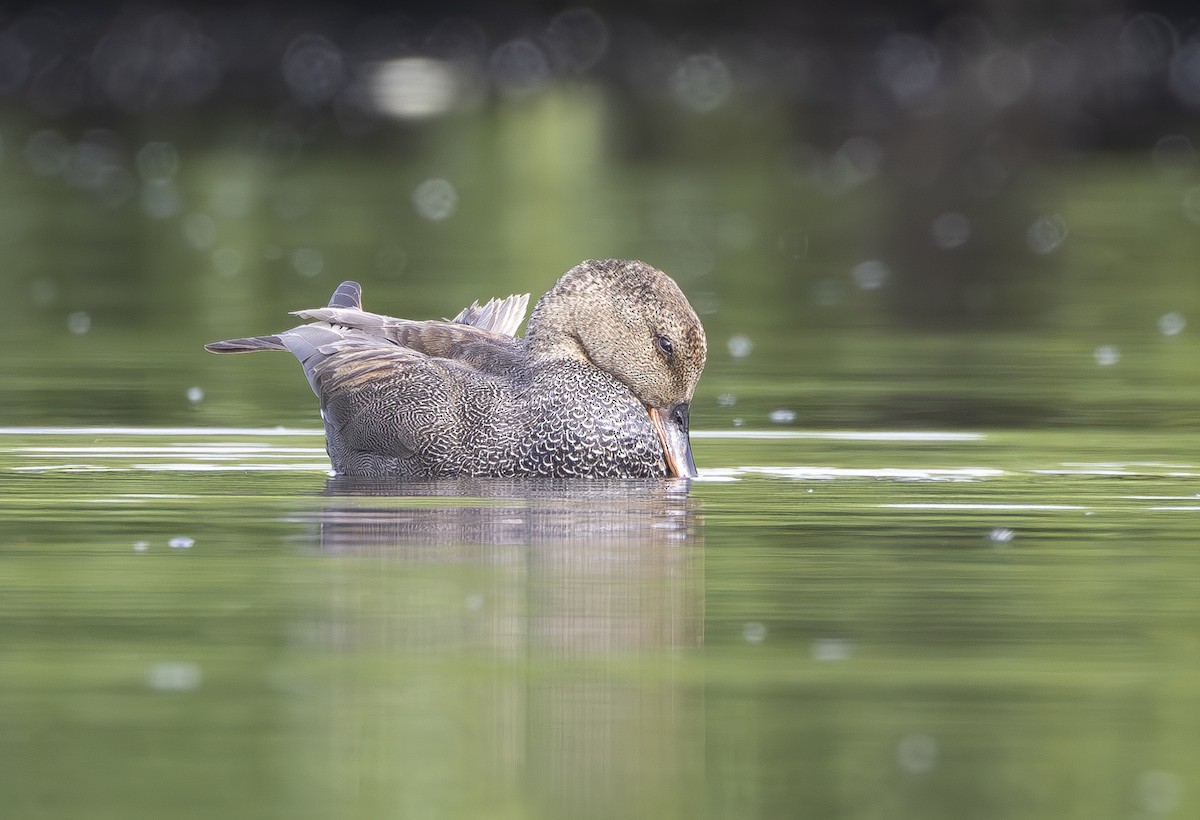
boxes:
[327,280,362,309]
[271,324,384,395]
[206,281,525,398]
[204,335,286,353]
[449,294,530,336]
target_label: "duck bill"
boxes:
[647,403,698,479]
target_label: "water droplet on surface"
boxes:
[727,334,753,359]
[1093,345,1120,366]
[146,662,202,692]
[67,311,91,335]
[742,622,767,644]
[168,536,194,549]
[1158,311,1186,336]
[895,733,938,775]
[186,386,204,404]
[412,178,457,221]
[811,638,852,661]
[717,393,737,407]
[769,408,796,424]
[133,540,149,552]
[989,527,1014,543]
[851,259,889,290]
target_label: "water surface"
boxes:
[3,426,1196,819]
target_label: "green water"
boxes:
[3,95,1200,817]
[2,428,1197,819]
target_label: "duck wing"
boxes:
[294,291,528,354]
[207,281,528,387]
[448,293,529,336]
[203,280,367,355]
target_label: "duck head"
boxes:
[526,259,708,478]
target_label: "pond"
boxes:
[2,92,1200,818]
[2,423,1197,819]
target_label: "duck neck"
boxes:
[524,296,587,363]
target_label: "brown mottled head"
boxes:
[526,259,707,476]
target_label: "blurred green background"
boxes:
[0,1,1198,432]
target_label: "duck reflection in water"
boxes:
[299,477,706,818]
[313,475,703,650]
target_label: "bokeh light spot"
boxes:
[369,58,460,120]
[282,33,345,106]
[1158,311,1185,336]
[490,39,550,98]
[543,7,609,74]
[291,247,324,278]
[140,179,183,219]
[670,53,733,112]
[931,211,971,249]
[727,334,753,359]
[742,622,767,643]
[135,141,180,182]
[182,213,217,251]
[1026,214,1068,254]
[67,311,91,335]
[412,178,458,221]
[851,259,890,290]
[25,129,69,176]
[895,733,938,775]
[1093,345,1120,366]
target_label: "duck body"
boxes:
[205,260,706,479]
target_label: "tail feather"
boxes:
[328,280,362,309]
[204,335,287,354]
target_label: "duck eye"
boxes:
[655,335,674,357]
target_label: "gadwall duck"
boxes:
[205,259,707,478]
